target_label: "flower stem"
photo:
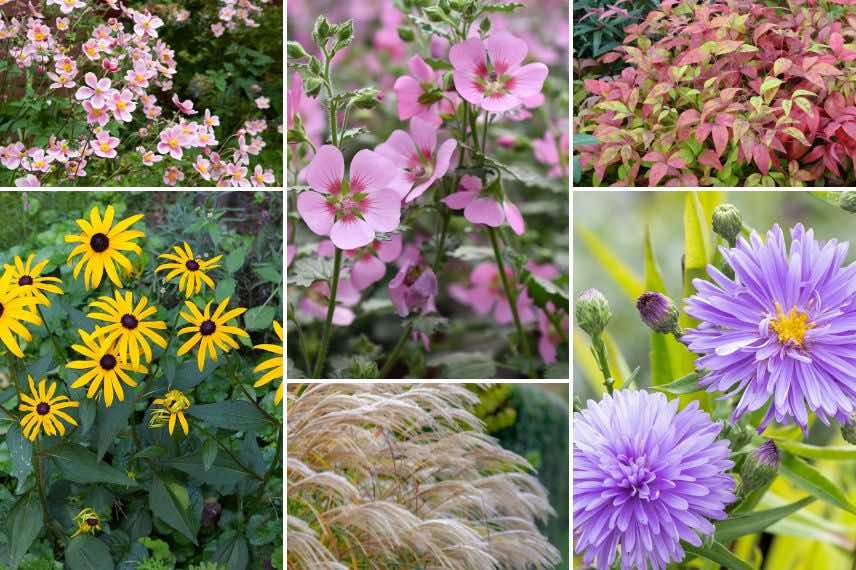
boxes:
[229,368,278,426]
[487,227,531,361]
[192,421,264,481]
[590,333,614,395]
[36,305,65,361]
[380,325,411,378]
[312,247,343,378]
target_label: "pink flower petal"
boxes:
[297,191,334,237]
[443,190,478,209]
[480,92,521,113]
[471,285,498,315]
[453,71,484,107]
[316,240,335,256]
[485,32,528,72]
[305,145,344,194]
[409,116,437,156]
[330,217,374,250]
[503,200,525,235]
[351,255,386,289]
[433,139,457,180]
[393,75,423,120]
[376,233,404,262]
[464,197,505,226]
[332,306,355,326]
[362,188,401,233]
[375,130,417,197]
[349,149,396,194]
[508,63,549,100]
[459,175,481,192]
[539,334,557,364]
[408,54,434,82]
[471,262,498,286]
[449,38,485,73]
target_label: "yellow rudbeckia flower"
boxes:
[177,297,249,371]
[150,388,191,436]
[4,254,63,306]
[71,508,102,537]
[65,205,144,289]
[155,242,223,298]
[0,271,47,358]
[87,290,168,366]
[18,375,79,441]
[254,320,283,405]
[67,329,147,407]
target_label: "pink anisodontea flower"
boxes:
[389,260,438,317]
[393,55,449,126]
[318,233,403,291]
[375,117,457,203]
[92,130,120,159]
[449,32,548,113]
[297,145,401,250]
[443,175,525,235]
[448,261,537,326]
[75,72,112,108]
[533,129,569,178]
[299,277,360,326]
[538,307,568,364]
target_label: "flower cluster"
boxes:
[0,2,279,186]
[212,0,270,37]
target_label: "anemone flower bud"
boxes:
[636,291,680,335]
[574,288,611,338]
[841,413,856,445]
[839,191,856,214]
[740,440,779,493]
[712,203,743,244]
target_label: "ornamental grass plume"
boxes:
[574,389,736,570]
[683,224,856,433]
[287,383,561,569]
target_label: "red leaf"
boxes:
[753,23,777,44]
[810,62,842,76]
[696,123,712,144]
[830,32,844,54]
[753,145,771,175]
[677,109,700,130]
[677,48,706,66]
[699,149,723,170]
[641,151,666,163]
[648,162,669,186]
[667,153,686,169]
[712,125,730,157]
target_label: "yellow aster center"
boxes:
[770,303,814,346]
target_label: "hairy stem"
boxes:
[487,227,531,361]
[312,247,342,378]
[590,334,613,395]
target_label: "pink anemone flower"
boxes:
[92,130,120,159]
[375,117,457,202]
[393,55,447,126]
[75,72,112,108]
[297,145,401,250]
[442,175,525,235]
[449,32,548,113]
[448,261,537,325]
[108,89,137,122]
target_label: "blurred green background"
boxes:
[573,191,856,401]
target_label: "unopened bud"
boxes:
[838,191,856,214]
[740,440,779,493]
[351,88,382,110]
[287,41,308,60]
[397,26,415,42]
[713,203,742,245]
[575,288,612,338]
[841,413,856,445]
[636,291,680,335]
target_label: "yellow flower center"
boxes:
[770,303,814,346]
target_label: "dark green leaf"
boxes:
[163,452,254,488]
[715,497,814,543]
[202,438,218,472]
[684,540,753,570]
[66,535,115,570]
[651,371,704,395]
[213,533,249,570]
[522,271,569,310]
[48,443,137,487]
[225,244,251,273]
[573,133,598,146]
[187,401,270,431]
[6,425,33,493]
[96,399,134,461]
[149,475,199,545]
[171,359,217,391]
[8,492,43,568]
[215,277,237,301]
[244,306,276,331]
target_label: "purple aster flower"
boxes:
[636,291,680,334]
[683,224,856,433]
[574,390,735,570]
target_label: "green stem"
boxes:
[287,304,312,374]
[229,368,278,426]
[591,334,613,395]
[192,421,263,481]
[380,326,412,378]
[487,227,532,360]
[36,304,65,360]
[312,247,343,378]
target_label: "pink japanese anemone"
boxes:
[297,146,401,250]
[449,31,548,113]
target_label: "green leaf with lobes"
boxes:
[149,475,199,545]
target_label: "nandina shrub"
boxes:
[0,192,283,569]
[574,0,856,187]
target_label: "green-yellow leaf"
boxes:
[773,438,856,460]
[783,127,809,146]
[779,452,856,515]
[599,101,630,114]
[578,225,644,301]
[761,77,784,94]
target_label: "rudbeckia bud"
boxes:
[636,291,681,335]
[740,440,779,493]
[839,191,856,214]
[712,203,743,245]
[841,413,856,445]
[575,288,612,338]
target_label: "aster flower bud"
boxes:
[575,288,611,338]
[740,440,779,493]
[839,191,856,213]
[841,413,856,445]
[712,203,743,245]
[636,291,681,335]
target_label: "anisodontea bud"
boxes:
[713,203,743,245]
[636,291,681,335]
[575,288,611,338]
[838,191,856,214]
[740,440,779,493]
[841,413,856,445]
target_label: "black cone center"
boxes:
[89,233,110,252]
[185,260,200,271]
[18,275,33,286]
[87,518,98,527]
[99,354,117,370]
[121,314,139,329]
[36,402,50,415]
[200,320,216,336]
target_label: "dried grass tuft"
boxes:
[287,383,562,569]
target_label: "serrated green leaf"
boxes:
[287,256,334,287]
